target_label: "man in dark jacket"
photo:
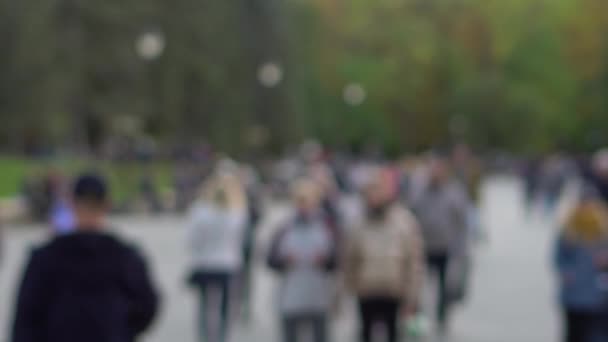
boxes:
[12,174,160,342]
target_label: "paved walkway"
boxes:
[0,177,560,341]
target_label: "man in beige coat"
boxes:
[344,168,425,342]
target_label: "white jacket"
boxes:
[187,203,247,272]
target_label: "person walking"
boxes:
[452,144,485,242]
[239,165,263,321]
[12,173,160,342]
[267,178,338,342]
[344,169,425,342]
[410,156,471,333]
[555,185,608,342]
[186,170,248,342]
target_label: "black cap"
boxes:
[73,173,108,204]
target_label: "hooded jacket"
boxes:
[12,231,159,342]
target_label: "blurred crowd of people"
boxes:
[11,143,608,342]
[6,142,487,342]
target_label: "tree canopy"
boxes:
[1,0,607,154]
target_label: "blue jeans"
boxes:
[191,271,235,342]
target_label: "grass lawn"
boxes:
[0,157,174,203]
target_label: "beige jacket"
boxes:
[344,205,425,305]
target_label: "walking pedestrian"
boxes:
[267,178,338,342]
[410,156,471,333]
[186,170,248,342]
[555,185,608,342]
[344,169,425,342]
[239,165,263,321]
[140,168,163,213]
[452,144,485,242]
[12,173,160,342]
[49,174,75,234]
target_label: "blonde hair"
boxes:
[199,172,246,211]
[290,178,322,207]
[565,202,608,243]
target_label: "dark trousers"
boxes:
[282,314,328,342]
[240,233,256,320]
[564,310,601,342]
[358,297,400,342]
[192,272,234,342]
[427,252,450,326]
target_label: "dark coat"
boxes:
[12,231,160,342]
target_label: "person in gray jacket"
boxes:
[410,156,470,332]
[268,178,338,342]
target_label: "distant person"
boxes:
[522,157,542,215]
[540,156,569,216]
[344,169,425,342]
[0,221,3,268]
[555,185,608,342]
[12,174,160,342]
[267,178,338,342]
[452,144,485,241]
[307,159,341,232]
[186,171,248,342]
[139,169,162,213]
[50,197,76,234]
[410,156,471,333]
[239,166,263,321]
[49,175,76,234]
[590,150,608,205]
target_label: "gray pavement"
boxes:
[0,177,560,341]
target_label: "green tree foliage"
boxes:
[1,0,607,154]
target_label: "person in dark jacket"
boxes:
[12,174,160,342]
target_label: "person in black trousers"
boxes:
[12,174,160,342]
[344,169,425,342]
[410,157,470,333]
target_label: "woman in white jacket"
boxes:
[187,171,248,342]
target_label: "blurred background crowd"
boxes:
[3,1,608,342]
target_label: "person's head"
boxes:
[72,174,110,230]
[593,149,608,180]
[201,172,245,210]
[429,155,451,185]
[565,183,608,242]
[363,167,395,212]
[291,178,321,216]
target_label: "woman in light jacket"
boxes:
[187,170,248,342]
[267,178,338,342]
